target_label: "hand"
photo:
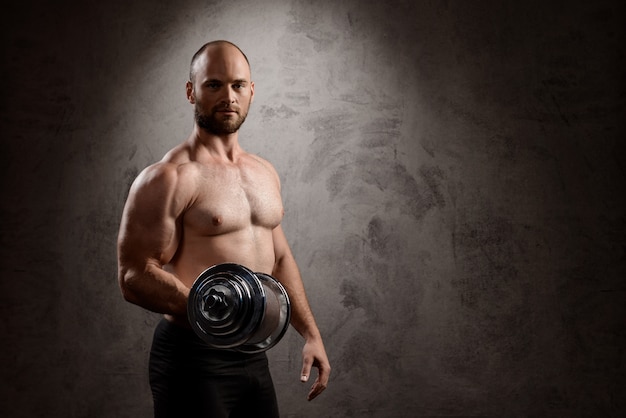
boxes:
[300,338,331,401]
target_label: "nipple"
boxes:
[212,215,223,226]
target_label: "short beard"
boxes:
[195,105,248,135]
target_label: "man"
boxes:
[117,40,330,417]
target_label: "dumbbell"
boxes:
[187,263,291,353]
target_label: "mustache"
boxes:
[212,103,240,113]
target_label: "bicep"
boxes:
[118,166,186,273]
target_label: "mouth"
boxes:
[216,109,238,115]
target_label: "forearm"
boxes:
[274,251,330,400]
[119,262,189,316]
[273,253,322,341]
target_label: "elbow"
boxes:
[118,271,140,305]
[120,285,135,304]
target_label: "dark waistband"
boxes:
[154,317,267,361]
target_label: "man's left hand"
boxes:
[300,338,331,401]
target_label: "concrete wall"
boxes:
[2,0,624,416]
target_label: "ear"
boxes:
[249,81,255,104]
[186,81,195,104]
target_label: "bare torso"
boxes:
[162,143,284,323]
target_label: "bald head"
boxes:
[185,40,255,135]
[189,40,250,84]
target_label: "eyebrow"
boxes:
[205,78,248,84]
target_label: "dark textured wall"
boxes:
[2,0,624,417]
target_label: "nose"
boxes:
[222,88,236,105]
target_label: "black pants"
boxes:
[149,319,280,418]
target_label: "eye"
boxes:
[233,83,244,90]
[205,80,222,89]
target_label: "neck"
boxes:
[188,125,243,162]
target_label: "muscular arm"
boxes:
[272,225,331,401]
[117,163,191,317]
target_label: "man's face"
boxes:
[188,45,254,135]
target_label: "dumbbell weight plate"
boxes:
[237,272,291,353]
[188,263,265,349]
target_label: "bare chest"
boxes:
[183,164,283,236]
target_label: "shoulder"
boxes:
[245,153,281,185]
[129,159,200,210]
[133,141,202,189]
[133,161,181,192]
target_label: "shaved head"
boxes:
[189,40,250,83]
[185,40,255,135]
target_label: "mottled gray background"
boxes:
[1,0,624,417]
